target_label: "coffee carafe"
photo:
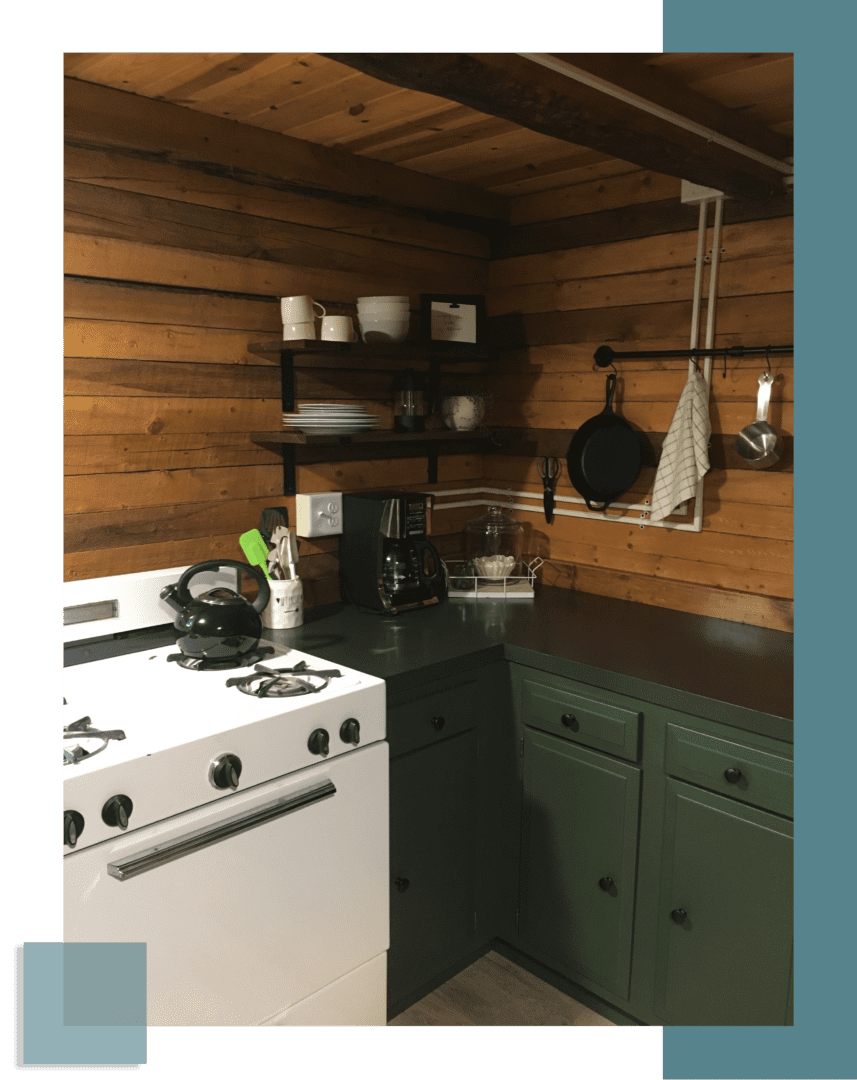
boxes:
[340,492,447,614]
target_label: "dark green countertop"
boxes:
[262,586,794,743]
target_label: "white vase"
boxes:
[441,394,486,431]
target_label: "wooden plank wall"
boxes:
[64,79,794,632]
[478,168,794,631]
[63,78,502,604]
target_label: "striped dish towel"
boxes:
[650,371,711,522]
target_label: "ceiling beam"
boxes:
[550,53,793,162]
[321,53,789,200]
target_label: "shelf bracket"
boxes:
[280,350,296,495]
[427,445,439,484]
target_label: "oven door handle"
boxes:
[106,779,336,881]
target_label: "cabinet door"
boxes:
[387,730,478,1008]
[518,728,641,999]
[654,778,793,1026]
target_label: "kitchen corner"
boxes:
[263,585,793,1026]
[62,49,795,1041]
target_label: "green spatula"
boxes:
[239,529,271,580]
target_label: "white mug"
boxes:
[261,577,304,629]
[320,315,358,342]
[283,321,316,341]
[280,295,326,324]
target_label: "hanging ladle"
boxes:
[735,372,782,469]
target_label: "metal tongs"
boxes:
[265,526,299,580]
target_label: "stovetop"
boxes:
[63,640,387,853]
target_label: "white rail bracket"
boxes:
[681,180,727,204]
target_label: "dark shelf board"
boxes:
[251,428,489,446]
[248,340,491,363]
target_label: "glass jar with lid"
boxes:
[464,505,523,580]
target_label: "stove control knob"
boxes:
[101,795,133,830]
[210,754,242,790]
[64,810,84,848]
[340,718,361,745]
[308,728,330,757]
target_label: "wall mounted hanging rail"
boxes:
[593,344,794,365]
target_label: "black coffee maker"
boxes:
[340,492,447,614]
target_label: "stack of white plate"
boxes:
[283,403,381,435]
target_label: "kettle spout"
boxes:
[159,584,183,614]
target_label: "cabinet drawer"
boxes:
[519,674,640,762]
[665,723,793,818]
[388,680,478,758]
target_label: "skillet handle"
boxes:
[583,495,612,513]
[604,372,617,410]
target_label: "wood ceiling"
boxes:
[63,52,793,201]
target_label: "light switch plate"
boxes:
[296,492,344,537]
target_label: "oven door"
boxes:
[64,742,389,1026]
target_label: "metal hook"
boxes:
[592,360,618,374]
[765,347,771,374]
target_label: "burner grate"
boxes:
[166,646,276,672]
[63,716,127,766]
[226,661,343,698]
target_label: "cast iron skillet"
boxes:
[566,373,642,511]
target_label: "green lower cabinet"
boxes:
[652,778,793,1026]
[517,727,641,1000]
[387,729,479,1008]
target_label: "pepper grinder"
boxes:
[392,368,428,433]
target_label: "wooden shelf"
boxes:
[247,340,491,363]
[248,336,493,495]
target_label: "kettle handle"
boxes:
[172,560,271,613]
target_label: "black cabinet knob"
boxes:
[101,795,133,830]
[64,810,84,848]
[670,908,688,925]
[308,728,330,757]
[430,716,445,731]
[561,713,579,730]
[724,767,743,784]
[210,753,242,790]
[598,876,615,893]
[340,718,361,745]
[395,877,410,893]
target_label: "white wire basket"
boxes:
[443,558,544,599]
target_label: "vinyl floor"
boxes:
[387,950,617,1026]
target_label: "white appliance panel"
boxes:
[62,565,241,642]
[263,952,387,1025]
[64,742,389,1026]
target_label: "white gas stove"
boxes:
[63,566,389,1026]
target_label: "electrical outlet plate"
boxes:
[296,492,344,537]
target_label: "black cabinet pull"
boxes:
[670,908,688,925]
[430,716,445,731]
[724,767,743,784]
[561,713,579,730]
[395,877,410,893]
[598,876,615,893]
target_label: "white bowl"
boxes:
[357,315,411,329]
[474,555,516,579]
[358,319,410,344]
[358,304,410,315]
[357,295,409,304]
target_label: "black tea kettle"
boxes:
[160,560,271,662]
